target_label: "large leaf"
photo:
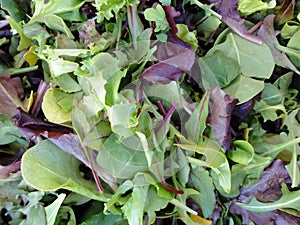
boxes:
[21,140,107,201]
[97,133,149,179]
[208,33,274,79]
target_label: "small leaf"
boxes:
[45,194,66,225]
[144,4,169,33]
[44,14,74,39]
[42,88,72,124]
[228,140,254,165]
[24,46,38,66]
[185,90,210,143]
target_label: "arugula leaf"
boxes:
[236,183,300,212]
[284,109,300,187]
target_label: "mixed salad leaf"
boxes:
[0,0,300,224]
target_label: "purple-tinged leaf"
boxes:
[257,14,300,75]
[0,160,21,179]
[229,160,300,225]
[239,159,291,202]
[211,0,263,44]
[208,86,238,150]
[141,45,194,84]
[230,203,300,225]
[163,5,180,35]
[231,99,255,131]
[13,108,73,140]
[0,75,24,117]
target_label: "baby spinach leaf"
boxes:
[199,50,240,89]
[21,140,107,201]
[223,75,264,104]
[96,134,149,179]
[208,33,274,79]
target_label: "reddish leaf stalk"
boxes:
[153,157,184,195]
[156,101,178,133]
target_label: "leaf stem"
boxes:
[262,137,300,157]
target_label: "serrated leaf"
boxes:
[236,183,300,212]
[144,4,169,33]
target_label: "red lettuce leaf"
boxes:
[211,0,263,44]
[13,108,73,140]
[0,75,24,117]
[208,86,238,150]
[0,160,21,179]
[231,99,255,131]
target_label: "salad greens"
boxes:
[0,0,300,224]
